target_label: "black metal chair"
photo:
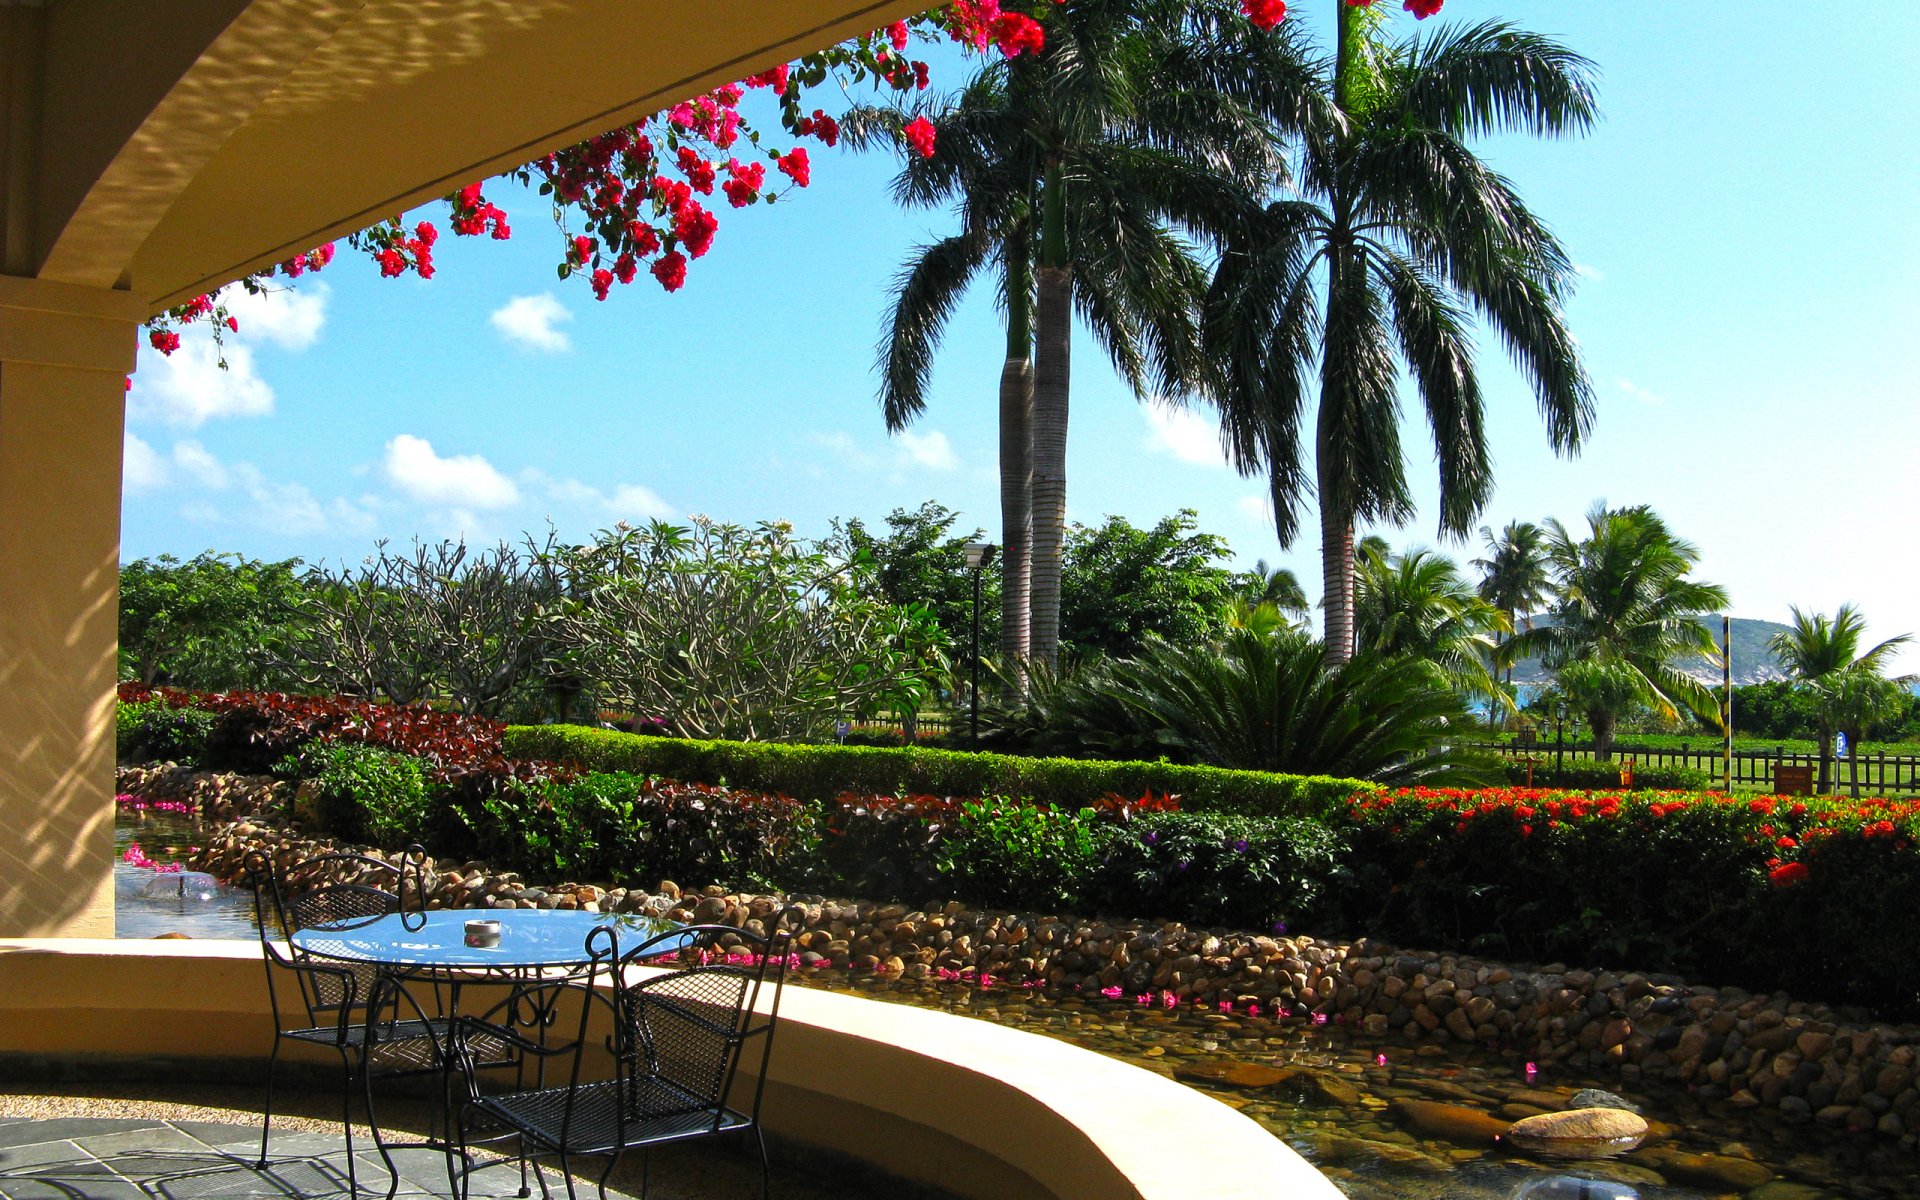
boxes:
[246,844,446,1197]
[452,921,794,1200]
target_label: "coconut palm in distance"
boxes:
[1353,545,1510,709]
[1236,558,1311,616]
[1474,520,1551,689]
[1511,504,1728,762]
[857,0,1315,668]
[1767,605,1912,794]
[1203,7,1598,662]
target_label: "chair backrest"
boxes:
[244,845,428,1029]
[608,920,793,1132]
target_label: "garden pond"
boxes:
[116,811,1905,1200]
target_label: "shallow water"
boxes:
[114,811,258,939]
[798,971,1913,1200]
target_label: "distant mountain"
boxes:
[1505,615,1793,686]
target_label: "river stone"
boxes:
[1501,1109,1649,1159]
[1172,1061,1294,1089]
[1389,1099,1509,1145]
[1570,1088,1641,1114]
[1630,1147,1773,1191]
[1748,1184,1836,1200]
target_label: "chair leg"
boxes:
[595,1149,621,1200]
[557,1149,578,1200]
[257,1035,282,1169]
[755,1125,771,1200]
[339,1055,359,1196]
[363,1062,402,1200]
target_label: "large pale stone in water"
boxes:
[1502,1109,1649,1159]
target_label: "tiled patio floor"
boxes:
[0,1116,644,1200]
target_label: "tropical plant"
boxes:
[1204,9,1598,662]
[1473,519,1552,687]
[285,537,558,715]
[1352,545,1510,706]
[1063,623,1489,783]
[1768,604,1912,793]
[1235,558,1310,616]
[1512,504,1729,761]
[1059,510,1238,660]
[854,0,1302,668]
[547,518,949,742]
[119,552,309,689]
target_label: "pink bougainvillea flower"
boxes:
[650,249,687,292]
[902,115,937,158]
[1241,0,1287,29]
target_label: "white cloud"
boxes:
[524,469,675,521]
[123,432,169,492]
[1236,494,1271,523]
[896,430,958,471]
[383,435,520,509]
[1573,262,1607,283]
[141,437,372,535]
[129,338,274,428]
[171,439,230,489]
[490,293,574,352]
[1143,403,1230,468]
[605,483,675,520]
[217,280,328,350]
[1617,378,1668,406]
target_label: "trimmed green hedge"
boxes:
[1501,759,1710,791]
[503,724,1375,818]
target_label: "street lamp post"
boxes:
[962,542,997,749]
[1555,698,1568,775]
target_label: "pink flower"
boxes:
[902,116,937,158]
[993,12,1045,57]
[148,330,181,355]
[889,20,910,50]
[651,250,688,292]
[1404,0,1443,17]
[1241,0,1287,28]
[776,147,811,187]
[672,203,718,258]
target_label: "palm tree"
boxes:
[1512,504,1729,761]
[1236,558,1310,616]
[1204,7,1598,663]
[1353,545,1511,707]
[1767,605,1911,793]
[1473,520,1552,688]
[858,0,1311,668]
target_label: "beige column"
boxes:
[0,275,144,937]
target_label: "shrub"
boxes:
[1090,811,1341,930]
[293,743,432,846]
[503,724,1370,819]
[932,801,1105,912]
[1501,759,1710,791]
[116,699,216,766]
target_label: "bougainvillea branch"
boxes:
[140,0,1438,355]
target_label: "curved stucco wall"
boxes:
[0,939,1340,1200]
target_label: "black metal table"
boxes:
[291,910,679,1196]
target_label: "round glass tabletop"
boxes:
[288,909,679,970]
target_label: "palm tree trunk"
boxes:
[1591,708,1616,762]
[1817,724,1832,794]
[998,240,1034,670]
[1319,498,1355,664]
[1029,161,1071,667]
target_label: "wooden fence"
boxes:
[1474,740,1920,794]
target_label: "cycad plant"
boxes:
[1513,504,1728,761]
[1069,623,1489,784]
[1205,7,1598,661]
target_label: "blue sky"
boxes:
[122,1,1920,666]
